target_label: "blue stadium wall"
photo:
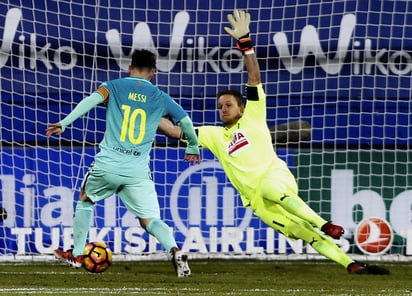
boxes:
[1,0,411,146]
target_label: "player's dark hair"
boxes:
[131,49,156,70]
[217,89,244,107]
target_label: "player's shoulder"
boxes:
[99,77,125,87]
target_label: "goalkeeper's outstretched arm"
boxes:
[158,118,312,144]
[244,52,261,86]
[224,9,260,86]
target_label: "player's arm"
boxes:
[159,117,311,144]
[46,92,104,137]
[159,116,201,165]
[244,53,260,86]
[179,116,201,164]
[158,117,182,139]
[158,117,198,145]
[224,9,260,86]
[166,112,310,145]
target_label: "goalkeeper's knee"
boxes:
[286,219,321,243]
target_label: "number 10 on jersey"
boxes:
[120,104,146,144]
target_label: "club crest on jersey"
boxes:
[227,130,250,156]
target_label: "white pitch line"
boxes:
[0,271,83,275]
[0,287,180,294]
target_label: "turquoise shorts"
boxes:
[81,164,160,219]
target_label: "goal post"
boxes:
[1,0,412,261]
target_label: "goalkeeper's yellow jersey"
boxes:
[197,84,289,207]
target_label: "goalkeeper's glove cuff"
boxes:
[236,33,254,55]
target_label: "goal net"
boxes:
[1,0,411,261]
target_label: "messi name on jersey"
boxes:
[227,130,250,156]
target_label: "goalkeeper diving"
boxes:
[159,9,389,274]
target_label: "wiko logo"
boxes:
[106,11,189,71]
[0,9,20,67]
[273,13,412,75]
[1,8,78,70]
[2,8,412,75]
[105,11,242,72]
[273,14,356,74]
[0,8,242,73]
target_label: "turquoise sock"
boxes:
[72,200,93,257]
[146,218,177,259]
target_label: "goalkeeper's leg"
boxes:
[286,218,353,268]
[253,198,353,269]
[260,167,342,238]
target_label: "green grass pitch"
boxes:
[0,259,410,295]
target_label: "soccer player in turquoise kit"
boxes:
[159,10,389,274]
[46,49,200,277]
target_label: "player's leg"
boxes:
[74,167,118,255]
[260,167,343,239]
[252,197,353,269]
[55,165,117,267]
[54,194,94,267]
[118,178,190,277]
[71,194,94,257]
[287,218,353,268]
[118,178,177,254]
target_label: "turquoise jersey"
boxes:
[94,76,187,177]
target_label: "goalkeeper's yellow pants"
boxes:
[251,194,353,268]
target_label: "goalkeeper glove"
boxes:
[224,9,254,54]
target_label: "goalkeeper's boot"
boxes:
[321,221,344,239]
[347,261,390,275]
[171,247,191,277]
[54,249,83,268]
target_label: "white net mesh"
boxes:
[1,0,411,261]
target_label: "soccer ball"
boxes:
[82,241,112,273]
